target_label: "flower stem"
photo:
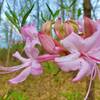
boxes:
[86,78,95,100]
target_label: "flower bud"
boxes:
[41,21,52,35]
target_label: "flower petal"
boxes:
[83,28,100,52]
[55,56,91,81]
[20,24,38,41]
[55,58,81,72]
[38,54,59,62]
[84,17,96,37]
[54,18,63,39]
[9,67,31,84]
[41,21,52,35]
[38,33,58,54]
[87,47,100,63]
[60,32,84,53]
[55,53,80,63]
[25,39,39,58]
[63,22,73,36]
[31,61,43,75]
[13,51,27,63]
[0,61,30,74]
[72,59,91,82]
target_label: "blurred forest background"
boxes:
[0,0,100,48]
[0,0,100,100]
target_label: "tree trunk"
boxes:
[60,0,64,21]
[83,0,92,18]
[36,0,40,31]
[83,0,95,100]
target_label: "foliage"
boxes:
[0,90,29,100]
[5,1,35,31]
[61,91,84,100]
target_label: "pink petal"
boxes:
[63,22,73,36]
[55,57,81,72]
[87,47,100,63]
[84,17,96,37]
[83,28,100,52]
[55,56,91,81]
[25,39,39,58]
[54,18,63,39]
[38,33,58,54]
[31,61,43,75]
[13,51,27,62]
[60,32,84,53]
[0,61,30,74]
[38,54,59,62]
[55,53,80,63]
[9,67,31,84]
[72,58,91,82]
[20,24,38,41]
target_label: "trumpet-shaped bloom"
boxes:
[38,33,65,54]
[0,39,58,84]
[41,21,52,35]
[20,24,40,44]
[55,24,100,82]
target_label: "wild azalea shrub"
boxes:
[0,17,100,100]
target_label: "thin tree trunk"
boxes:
[0,0,4,22]
[36,0,40,31]
[83,0,92,18]
[83,0,95,100]
[6,28,12,66]
[60,0,64,21]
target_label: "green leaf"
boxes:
[7,2,19,23]
[21,3,34,27]
[18,3,27,17]
[46,3,54,17]
[69,0,77,8]
[53,9,60,18]
[41,12,46,22]
[3,90,29,100]
[5,12,19,30]
[77,8,81,17]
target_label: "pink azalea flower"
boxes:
[54,18,73,39]
[0,39,58,84]
[38,32,65,54]
[55,24,100,82]
[20,24,40,44]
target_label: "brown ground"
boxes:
[0,68,100,100]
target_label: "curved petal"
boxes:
[55,57,91,81]
[84,17,96,37]
[25,39,39,58]
[13,51,27,62]
[9,67,31,84]
[38,54,59,62]
[83,28,100,52]
[54,18,63,39]
[55,52,80,63]
[55,58,81,72]
[0,61,31,74]
[38,33,58,54]
[60,32,84,53]
[87,47,100,64]
[31,61,43,75]
[63,22,73,36]
[72,59,91,82]
[20,24,38,41]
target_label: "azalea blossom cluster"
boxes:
[0,17,100,99]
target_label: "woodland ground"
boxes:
[0,45,100,100]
